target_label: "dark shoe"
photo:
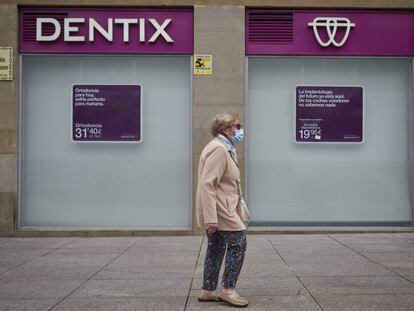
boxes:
[219,293,249,307]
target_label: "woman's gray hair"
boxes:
[210,113,237,137]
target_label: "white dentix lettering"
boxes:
[36,18,61,41]
[89,18,113,42]
[148,18,173,43]
[35,17,175,43]
[114,18,138,42]
[139,18,145,42]
[64,18,85,42]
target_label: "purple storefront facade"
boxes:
[18,7,195,229]
[15,5,414,230]
[246,9,414,226]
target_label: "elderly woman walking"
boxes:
[196,113,249,308]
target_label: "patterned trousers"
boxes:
[202,230,247,290]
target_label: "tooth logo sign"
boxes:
[308,17,355,47]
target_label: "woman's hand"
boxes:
[205,223,218,234]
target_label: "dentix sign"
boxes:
[20,8,193,54]
[36,18,173,43]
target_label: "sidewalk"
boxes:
[0,233,413,310]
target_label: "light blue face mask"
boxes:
[231,129,244,144]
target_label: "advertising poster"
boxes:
[296,86,363,143]
[72,85,141,142]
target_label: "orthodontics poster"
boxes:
[72,85,141,142]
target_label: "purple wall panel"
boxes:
[247,10,414,56]
[20,7,193,54]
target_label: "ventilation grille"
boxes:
[22,12,68,43]
[248,11,293,44]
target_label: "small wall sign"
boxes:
[0,47,13,80]
[194,54,212,75]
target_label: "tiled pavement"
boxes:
[0,233,414,310]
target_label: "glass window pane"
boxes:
[21,55,191,228]
[247,58,412,223]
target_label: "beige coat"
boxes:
[196,137,246,231]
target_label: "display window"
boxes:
[19,8,193,228]
[246,9,414,225]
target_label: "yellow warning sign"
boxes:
[194,54,212,75]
